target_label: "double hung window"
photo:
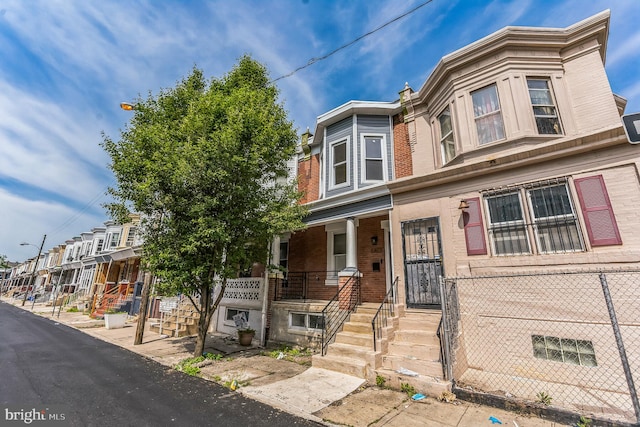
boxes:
[438,107,455,164]
[472,84,505,145]
[527,79,562,134]
[484,181,583,255]
[363,136,384,181]
[333,233,347,272]
[331,140,348,187]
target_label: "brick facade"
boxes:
[297,154,320,204]
[392,114,413,178]
[356,216,387,303]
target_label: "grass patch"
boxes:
[175,353,225,377]
[263,345,312,365]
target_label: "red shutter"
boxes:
[575,175,622,246]
[464,197,487,255]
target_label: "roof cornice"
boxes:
[414,10,610,103]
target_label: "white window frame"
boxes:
[329,137,350,190]
[484,191,531,256]
[289,312,324,332]
[527,78,563,135]
[224,308,250,327]
[325,223,347,283]
[107,232,120,249]
[360,133,387,183]
[472,84,505,145]
[525,183,583,254]
[438,107,456,164]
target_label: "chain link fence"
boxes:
[442,270,640,426]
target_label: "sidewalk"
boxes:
[2,297,569,427]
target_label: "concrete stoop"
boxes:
[149,305,200,337]
[375,310,451,399]
[311,302,382,379]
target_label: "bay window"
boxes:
[438,107,455,164]
[527,79,562,134]
[472,84,505,145]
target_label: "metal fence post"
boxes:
[599,272,640,424]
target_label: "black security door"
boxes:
[402,217,443,308]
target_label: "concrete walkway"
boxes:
[2,297,570,427]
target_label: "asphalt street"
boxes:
[0,301,320,427]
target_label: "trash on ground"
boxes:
[438,390,457,403]
[230,379,238,391]
[276,352,284,360]
[489,416,503,424]
[411,393,425,401]
[396,367,419,376]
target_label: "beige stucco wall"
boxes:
[269,300,326,348]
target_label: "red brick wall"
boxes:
[298,154,320,204]
[357,216,387,303]
[284,218,388,303]
[393,113,413,178]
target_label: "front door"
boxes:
[401,217,443,308]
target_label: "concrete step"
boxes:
[343,322,373,334]
[322,342,372,359]
[375,367,450,398]
[149,322,197,337]
[392,330,439,346]
[398,315,441,330]
[335,331,374,348]
[387,341,441,360]
[349,312,376,323]
[312,353,367,378]
[354,303,381,314]
[381,354,443,377]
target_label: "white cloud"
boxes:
[0,188,105,262]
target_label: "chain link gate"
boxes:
[441,270,640,426]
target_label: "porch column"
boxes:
[271,235,281,276]
[345,217,357,271]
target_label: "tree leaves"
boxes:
[103,56,307,355]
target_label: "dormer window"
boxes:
[472,84,505,145]
[438,107,455,164]
[527,79,562,135]
[330,138,349,188]
[363,135,385,182]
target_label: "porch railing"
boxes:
[371,276,398,352]
[320,271,361,356]
[273,271,338,300]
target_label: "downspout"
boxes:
[259,239,274,347]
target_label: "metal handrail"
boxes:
[273,271,339,300]
[371,276,399,352]
[320,271,361,356]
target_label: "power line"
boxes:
[272,0,435,82]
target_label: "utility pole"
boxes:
[134,272,152,345]
[21,235,46,307]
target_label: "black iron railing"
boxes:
[320,271,361,356]
[371,276,398,352]
[273,271,338,300]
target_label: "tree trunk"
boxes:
[193,279,227,357]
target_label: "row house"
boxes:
[268,10,640,422]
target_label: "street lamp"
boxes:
[20,235,46,307]
[120,102,135,111]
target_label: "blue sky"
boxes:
[1,0,638,262]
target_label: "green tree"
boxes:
[102,57,306,356]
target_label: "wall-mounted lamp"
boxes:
[458,200,470,210]
[371,236,378,246]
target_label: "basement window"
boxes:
[289,312,324,331]
[532,335,597,367]
[225,308,249,326]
